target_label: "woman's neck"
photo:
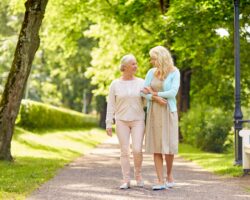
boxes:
[121,73,135,80]
[155,66,176,80]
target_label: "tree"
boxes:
[26,0,96,112]
[164,0,250,110]
[0,0,48,161]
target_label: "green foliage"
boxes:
[85,0,162,96]
[0,127,108,199]
[1,0,250,120]
[180,105,232,153]
[29,0,96,111]
[0,0,96,112]
[165,0,250,109]
[180,106,205,146]
[84,0,250,112]
[0,0,23,94]
[16,100,98,129]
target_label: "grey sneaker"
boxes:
[152,184,166,190]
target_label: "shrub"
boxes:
[180,105,232,153]
[16,100,98,129]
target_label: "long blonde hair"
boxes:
[149,46,175,80]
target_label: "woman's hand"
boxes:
[141,87,150,94]
[106,128,112,137]
[152,96,168,106]
[141,86,156,95]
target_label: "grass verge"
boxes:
[179,143,250,193]
[0,127,108,200]
[179,143,243,177]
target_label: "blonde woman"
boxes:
[106,54,145,189]
[141,46,180,190]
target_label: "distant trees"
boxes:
[86,0,250,110]
[0,0,250,158]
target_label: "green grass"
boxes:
[179,143,250,192]
[0,127,108,200]
[179,143,243,177]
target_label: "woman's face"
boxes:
[124,59,137,74]
[150,55,157,67]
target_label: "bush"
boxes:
[180,105,232,153]
[16,100,98,129]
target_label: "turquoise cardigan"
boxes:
[141,67,180,112]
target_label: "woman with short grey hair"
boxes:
[106,54,145,189]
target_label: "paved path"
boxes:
[28,137,250,200]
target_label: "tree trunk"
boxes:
[0,0,48,161]
[85,91,93,114]
[99,102,107,129]
[159,0,170,14]
[82,90,93,114]
[177,69,191,142]
[177,68,192,113]
[95,95,107,129]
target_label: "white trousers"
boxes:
[115,120,145,182]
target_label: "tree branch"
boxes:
[141,23,152,34]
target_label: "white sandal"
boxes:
[166,182,176,188]
[119,182,130,189]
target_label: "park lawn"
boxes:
[179,143,243,177]
[0,127,108,200]
[179,143,250,192]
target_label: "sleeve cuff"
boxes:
[147,94,152,100]
[157,92,164,97]
[106,121,113,129]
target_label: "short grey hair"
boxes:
[119,54,136,71]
